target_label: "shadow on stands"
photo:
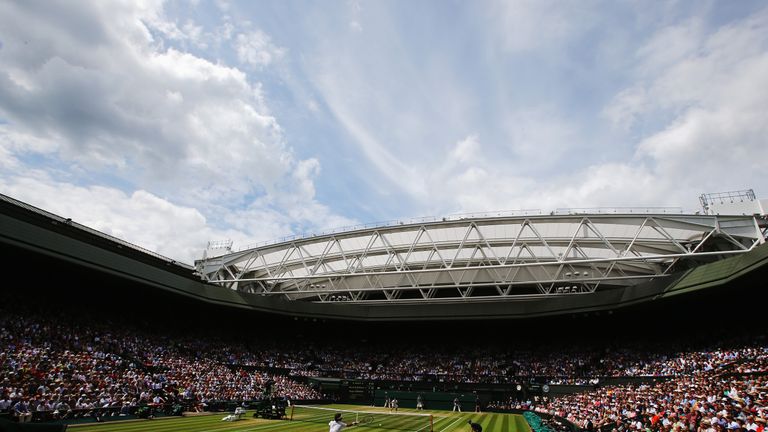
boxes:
[0,417,66,432]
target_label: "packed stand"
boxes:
[0,310,321,423]
[229,339,767,385]
[488,354,767,431]
[1,303,766,428]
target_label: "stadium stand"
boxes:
[1,196,767,430]
[1,279,766,430]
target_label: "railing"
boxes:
[235,209,543,251]
[231,207,695,252]
[700,189,756,207]
[553,207,684,215]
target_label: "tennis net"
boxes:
[290,405,433,432]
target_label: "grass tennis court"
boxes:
[69,404,531,432]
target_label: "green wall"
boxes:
[374,390,477,411]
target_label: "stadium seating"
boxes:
[1,297,765,431]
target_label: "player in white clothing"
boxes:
[453,397,461,412]
[329,413,358,432]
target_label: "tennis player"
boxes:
[329,413,358,432]
[453,397,462,412]
[468,419,483,432]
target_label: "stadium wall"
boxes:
[372,390,476,411]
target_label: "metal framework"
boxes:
[196,214,765,304]
[700,189,757,210]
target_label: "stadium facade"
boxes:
[2,191,767,320]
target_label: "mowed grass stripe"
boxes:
[247,421,323,432]
[485,412,500,432]
[235,419,312,432]
[436,413,461,432]
[94,418,291,432]
[73,416,221,432]
[75,414,269,432]
[175,418,277,432]
[501,413,510,432]
[427,412,454,432]
[71,406,528,432]
[81,412,472,432]
[379,416,419,432]
[228,418,323,432]
[513,414,532,432]
[471,413,487,432]
[438,412,471,432]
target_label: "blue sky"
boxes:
[1,0,767,263]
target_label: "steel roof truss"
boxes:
[199,214,762,303]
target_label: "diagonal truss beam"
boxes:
[198,214,763,303]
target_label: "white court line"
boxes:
[234,421,302,432]
[411,414,452,432]
[233,413,328,432]
[234,408,375,432]
[235,410,455,432]
[438,415,467,432]
[414,422,433,432]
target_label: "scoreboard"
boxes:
[343,380,375,400]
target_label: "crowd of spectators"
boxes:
[1,302,765,429]
[230,339,767,386]
[493,374,767,432]
[0,309,321,423]
[487,346,767,431]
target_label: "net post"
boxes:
[290,404,295,421]
[430,414,434,432]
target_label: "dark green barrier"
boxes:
[523,411,579,432]
[524,412,557,432]
[374,390,477,411]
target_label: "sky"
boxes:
[1,0,767,264]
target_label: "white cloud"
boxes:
[502,108,579,170]
[2,0,766,267]
[0,1,293,205]
[450,135,480,164]
[235,30,285,69]
[572,10,768,206]
[215,21,235,44]
[602,86,649,131]
[0,160,357,264]
[421,135,536,213]
[636,18,704,75]
[488,0,597,53]
[215,0,231,13]
[631,9,768,191]
[299,2,591,212]
[0,173,224,263]
[530,163,664,210]
[595,7,768,203]
[302,2,767,221]
[0,128,60,156]
[429,136,672,214]
[0,0,354,261]
[313,74,427,197]
[0,145,19,172]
